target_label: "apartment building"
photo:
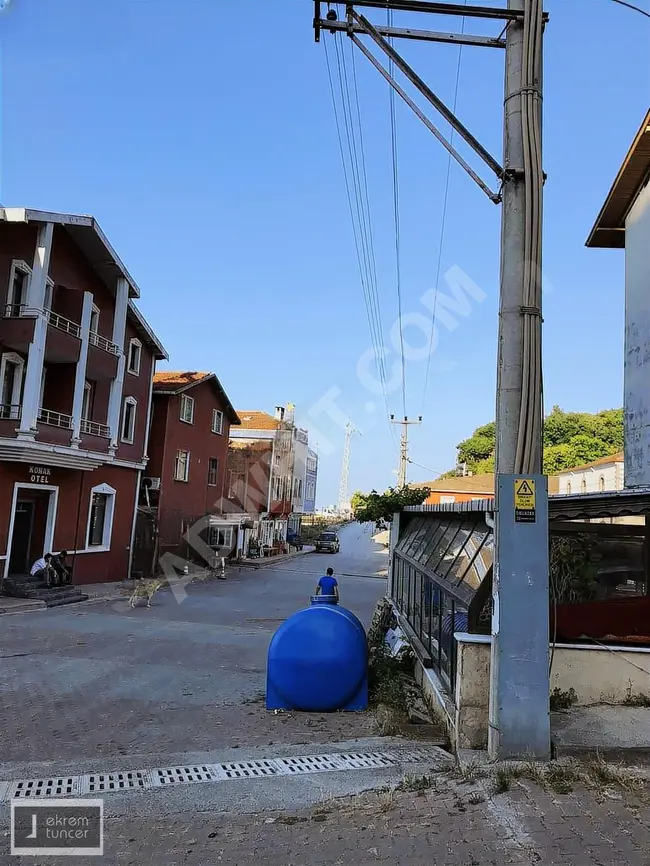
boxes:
[143,371,240,561]
[0,207,166,585]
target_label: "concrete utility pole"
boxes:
[390,415,422,488]
[489,0,549,762]
[314,0,550,761]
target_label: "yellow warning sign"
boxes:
[514,479,535,508]
[514,478,536,523]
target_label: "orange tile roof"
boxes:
[152,371,240,424]
[556,451,624,474]
[412,473,561,496]
[229,440,272,452]
[236,411,281,431]
[153,371,211,391]
[412,474,496,494]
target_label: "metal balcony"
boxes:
[80,418,111,438]
[0,404,21,421]
[38,408,73,429]
[46,309,82,338]
[89,330,120,355]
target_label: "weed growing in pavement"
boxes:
[492,768,512,794]
[488,758,647,797]
[398,774,434,795]
[455,760,488,784]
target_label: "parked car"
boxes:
[315,532,340,553]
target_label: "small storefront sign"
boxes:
[28,465,52,484]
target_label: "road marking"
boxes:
[2,747,452,801]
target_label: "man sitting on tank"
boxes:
[315,567,339,604]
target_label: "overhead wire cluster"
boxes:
[323,18,397,444]
[421,1,468,416]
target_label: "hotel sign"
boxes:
[29,466,52,484]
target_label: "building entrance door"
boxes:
[8,501,35,574]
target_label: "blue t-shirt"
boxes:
[318,575,338,597]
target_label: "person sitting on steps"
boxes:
[51,550,72,587]
[30,553,56,587]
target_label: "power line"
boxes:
[421,1,467,414]
[407,458,446,478]
[323,34,397,444]
[387,7,407,419]
[608,0,650,19]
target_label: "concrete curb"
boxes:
[234,548,315,570]
[0,599,47,616]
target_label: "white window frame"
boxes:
[180,394,195,424]
[6,260,31,313]
[0,352,25,411]
[440,495,456,504]
[208,457,219,487]
[127,338,142,376]
[174,449,190,482]
[85,482,117,551]
[599,475,606,492]
[44,277,54,311]
[121,396,137,444]
[90,304,100,334]
[82,381,93,421]
[211,408,224,435]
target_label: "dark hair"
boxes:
[326,567,334,576]
[44,553,52,561]
[59,550,68,557]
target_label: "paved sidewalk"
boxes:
[16,770,650,865]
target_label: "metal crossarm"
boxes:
[351,9,504,182]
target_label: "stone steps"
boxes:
[2,576,88,608]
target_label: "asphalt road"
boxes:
[0,522,387,774]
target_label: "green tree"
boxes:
[352,486,431,524]
[449,407,623,476]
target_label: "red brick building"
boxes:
[143,371,240,562]
[0,207,166,587]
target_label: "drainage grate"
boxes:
[333,752,396,769]
[0,747,449,802]
[9,777,80,799]
[87,771,149,792]
[278,755,349,774]
[154,766,217,786]
[219,760,281,779]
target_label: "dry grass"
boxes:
[488,757,647,796]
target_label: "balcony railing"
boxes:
[80,418,111,438]
[0,404,21,421]
[89,330,120,355]
[4,302,28,318]
[46,309,81,338]
[38,408,73,429]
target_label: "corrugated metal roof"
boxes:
[586,109,650,249]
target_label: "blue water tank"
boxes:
[266,601,368,712]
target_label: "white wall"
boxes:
[624,179,650,486]
[555,460,622,495]
[292,436,308,513]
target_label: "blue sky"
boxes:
[1,0,648,506]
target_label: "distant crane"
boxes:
[338,422,360,513]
